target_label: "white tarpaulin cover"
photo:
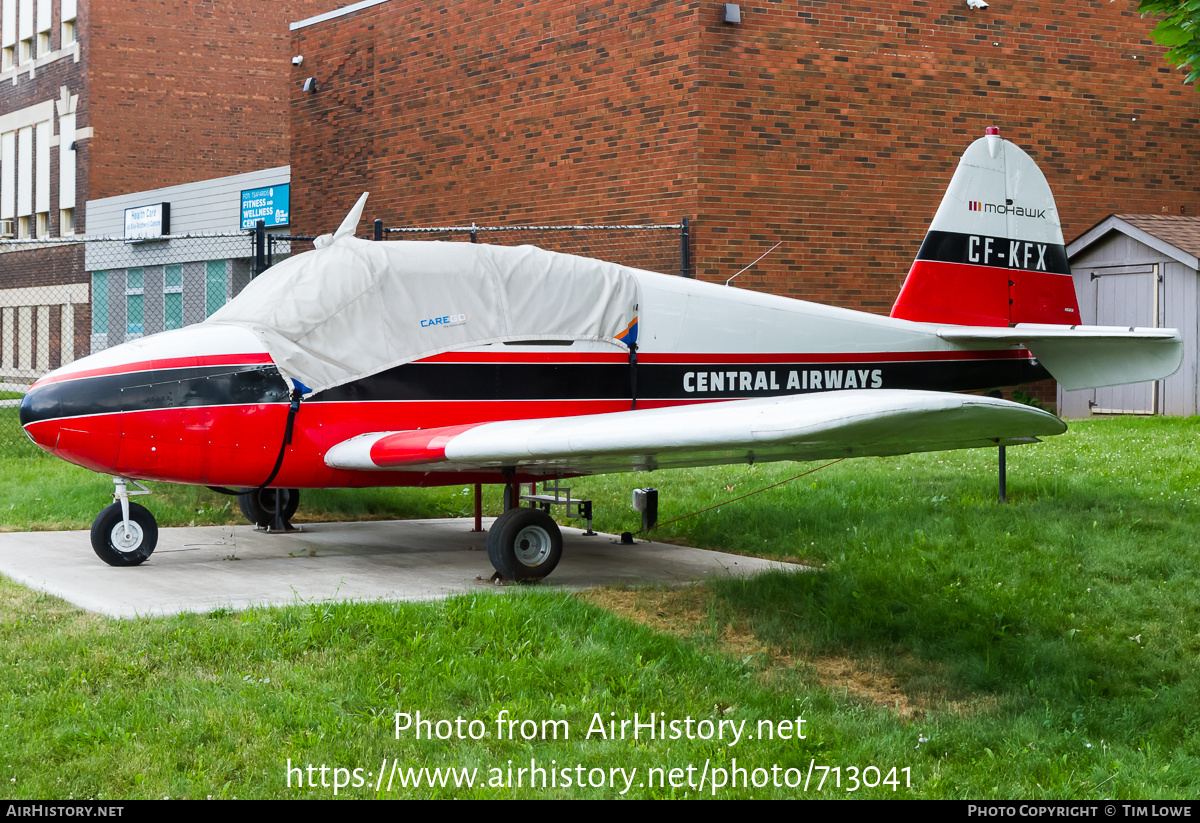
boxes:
[204,236,642,394]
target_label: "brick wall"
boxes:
[0,0,87,236]
[86,0,341,200]
[290,0,703,234]
[694,2,1200,307]
[290,0,1200,316]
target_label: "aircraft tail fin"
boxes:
[890,128,1080,327]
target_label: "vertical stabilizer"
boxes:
[890,129,1079,326]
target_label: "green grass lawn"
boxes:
[1,417,1198,798]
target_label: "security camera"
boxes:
[292,55,303,66]
[967,0,988,9]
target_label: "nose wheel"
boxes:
[90,501,158,566]
[90,477,158,566]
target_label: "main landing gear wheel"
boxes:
[237,488,300,528]
[90,502,158,567]
[486,507,564,581]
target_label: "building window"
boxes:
[205,260,226,316]
[1,46,11,70]
[17,215,28,238]
[17,36,28,63]
[164,265,183,330]
[126,268,144,337]
[92,271,108,335]
[59,207,73,236]
[35,211,46,238]
[61,0,75,46]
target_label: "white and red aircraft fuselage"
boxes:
[18,130,1183,579]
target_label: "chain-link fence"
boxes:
[1,220,689,458]
[376,221,690,278]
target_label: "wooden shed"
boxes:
[1060,215,1200,418]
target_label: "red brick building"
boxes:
[289,0,1200,313]
[0,0,340,385]
[0,0,339,238]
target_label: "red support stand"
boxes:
[473,482,483,532]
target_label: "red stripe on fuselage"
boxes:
[421,349,1034,364]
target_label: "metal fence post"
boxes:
[373,219,383,241]
[680,217,691,278]
[253,220,267,277]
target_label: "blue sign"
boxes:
[240,184,290,230]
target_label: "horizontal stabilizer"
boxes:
[325,389,1066,475]
[936,323,1183,390]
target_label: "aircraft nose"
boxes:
[18,381,62,452]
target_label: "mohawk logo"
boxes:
[967,201,1047,219]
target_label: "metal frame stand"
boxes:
[519,480,596,535]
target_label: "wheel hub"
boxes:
[514,525,553,567]
[109,521,144,553]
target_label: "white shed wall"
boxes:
[1060,233,1199,417]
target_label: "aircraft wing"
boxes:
[323,389,1065,475]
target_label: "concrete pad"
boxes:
[0,518,800,619]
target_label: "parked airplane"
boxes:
[20,128,1182,580]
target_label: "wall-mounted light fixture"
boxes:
[722,3,741,24]
[303,77,317,93]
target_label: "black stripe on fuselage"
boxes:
[19,365,291,426]
[311,359,1049,401]
[22,357,1050,424]
[917,230,1070,275]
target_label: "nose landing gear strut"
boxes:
[90,477,158,566]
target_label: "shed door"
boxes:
[1092,272,1156,414]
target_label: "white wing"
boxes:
[324,389,1065,474]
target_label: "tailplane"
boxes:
[890,128,1080,327]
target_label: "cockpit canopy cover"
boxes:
[205,237,642,394]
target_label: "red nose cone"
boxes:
[22,418,61,453]
[985,126,1000,136]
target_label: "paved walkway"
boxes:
[0,518,800,618]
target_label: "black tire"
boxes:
[486,507,563,581]
[237,488,300,527]
[90,502,158,567]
